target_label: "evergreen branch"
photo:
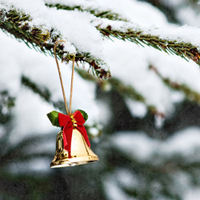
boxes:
[0,132,54,167]
[46,3,128,22]
[21,75,104,134]
[21,75,66,112]
[76,68,162,116]
[108,78,146,102]
[97,25,200,65]
[21,75,51,102]
[108,146,200,200]
[149,65,200,104]
[0,90,15,125]
[0,8,110,79]
[0,145,52,167]
[0,172,51,200]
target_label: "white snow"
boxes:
[184,188,200,200]
[45,0,169,27]
[112,131,159,161]
[0,35,21,95]
[11,87,54,143]
[161,0,200,27]
[104,174,137,200]
[112,127,200,161]
[163,127,200,156]
[103,39,177,115]
[125,99,147,118]
[1,0,104,57]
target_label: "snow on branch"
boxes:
[46,3,127,22]
[45,1,200,67]
[149,65,200,104]
[97,24,200,66]
[0,7,110,79]
[1,0,200,81]
[76,68,163,116]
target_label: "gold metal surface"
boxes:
[50,129,99,168]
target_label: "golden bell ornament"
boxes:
[50,129,99,168]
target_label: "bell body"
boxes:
[50,129,99,168]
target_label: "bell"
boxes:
[50,129,99,168]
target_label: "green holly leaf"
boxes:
[77,109,88,122]
[47,111,59,127]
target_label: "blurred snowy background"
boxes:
[1,0,200,199]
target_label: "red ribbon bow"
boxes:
[58,110,91,157]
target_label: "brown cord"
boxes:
[53,40,75,115]
[69,56,75,115]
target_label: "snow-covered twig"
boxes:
[98,25,200,66]
[0,8,110,79]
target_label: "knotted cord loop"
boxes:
[69,55,75,115]
[53,40,75,115]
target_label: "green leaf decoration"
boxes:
[77,109,88,122]
[47,111,59,127]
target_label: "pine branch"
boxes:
[2,4,200,80]
[0,90,15,125]
[46,3,128,22]
[0,8,110,79]
[45,3,200,67]
[97,25,200,65]
[21,75,103,135]
[76,68,162,116]
[46,2,200,66]
[0,172,51,200]
[21,75,51,102]
[108,146,200,200]
[149,65,200,104]
[0,132,53,168]
[21,75,66,112]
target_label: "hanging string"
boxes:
[53,40,75,116]
[69,56,75,115]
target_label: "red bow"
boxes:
[58,110,91,158]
